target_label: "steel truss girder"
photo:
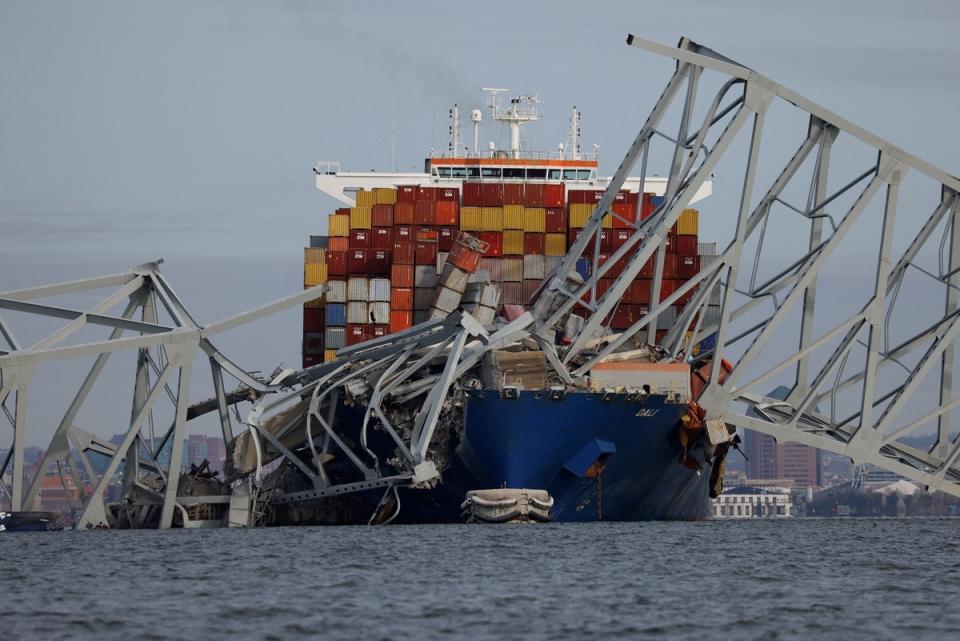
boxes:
[530,35,960,497]
[0,263,325,527]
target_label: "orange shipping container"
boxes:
[395,202,415,225]
[391,263,415,288]
[435,200,459,226]
[390,310,413,333]
[390,287,414,311]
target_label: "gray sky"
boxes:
[1,0,958,445]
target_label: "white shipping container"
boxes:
[480,284,501,308]
[659,304,678,328]
[545,256,562,275]
[324,327,346,350]
[501,258,523,282]
[433,286,462,313]
[709,284,722,305]
[369,301,390,324]
[698,242,717,256]
[470,269,492,283]
[474,304,496,326]
[704,304,721,326]
[428,307,449,321]
[326,280,347,303]
[414,287,434,310]
[369,278,391,302]
[522,254,545,280]
[437,252,449,273]
[346,301,369,324]
[347,277,369,302]
[414,265,438,289]
[413,310,430,325]
[439,263,470,293]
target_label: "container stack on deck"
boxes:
[301,184,718,367]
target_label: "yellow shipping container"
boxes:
[329,213,350,237]
[373,187,397,205]
[304,262,328,286]
[568,203,594,228]
[304,286,325,309]
[545,233,567,256]
[687,331,700,357]
[460,206,482,231]
[523,207,546,233]
[503,204,524,230]
[355,189,375,208]
[603,212,613,229]
[678,208,699,235]
[503,230,524,255]
[481,207,504,232]
[304,247,325,264]
[324,349,338,363]
[350,206,372,229]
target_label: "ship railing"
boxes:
[430,150,599,162]
[313,161,342,176]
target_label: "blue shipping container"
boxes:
[325,303,346,326]
[576,257,591,280]
[651,195,666,208]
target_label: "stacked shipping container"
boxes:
[302,183,715,367]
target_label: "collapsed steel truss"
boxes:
[534,36,960,496]
[0,261,324,528]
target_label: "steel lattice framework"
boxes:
[534,36,960,496]
[0,261,323,528]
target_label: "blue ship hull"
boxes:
[396,390,714,522]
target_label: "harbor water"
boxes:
[2,518,958,640]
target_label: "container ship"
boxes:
[281,91,729,523]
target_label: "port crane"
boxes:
[2,36,958,528]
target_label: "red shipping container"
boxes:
[524,182,544,207]
[368,249,390,275]
[371,226,393,250]
[659,278,678,302]
[327,251,347,276]
[640,257,654,278]
[417,186,437,202]
[346,324,370,346]
[391,287,414,310]
[676,285,693,307]
[632,278,653,304]
[390,310,413,333]
[678,255,700,280]
[641,193,656,220]
[478,232,503,257]
[371,324,389,339]
[463,182,483,206]
[416,228,439,242]
[522,279,541,302]
[302,354,322,368]
[503,183,524,206]
[372,204,393,227]
[303,308,325,332]
[676,234,698,256]
[610,229,632,252]
[582,278,614,303]
[415,241,438,265]
[543,183,565,208]
[598,230,612,254]
[348,249,369,274]
[482,183,503,206]
[610,305,634,330]
[612,202,637,229]
[545,208,567,233]
[415,201,435,225]
[449,242,483,273]
[393,241,415,264]
[567,227,582,248]
[349,229,371,250]
[328,237,349,252]
[397,185,418,203]
[438,187,459,201]
[336,207,351,217]
[523,233,545,255]
[437,226,457,252]
[395,201,415,225]
[391,264,414,288]
[664,254,678,278]
[434,200,459,226]
[394,225,415,241]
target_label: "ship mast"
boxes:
[483,88,540,158]
[448,104,462,157]
[566,106,582,160]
